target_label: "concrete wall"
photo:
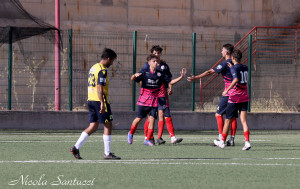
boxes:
[20,0,300,35]
[1,111,299,130]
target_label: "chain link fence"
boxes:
[0,28,299,112]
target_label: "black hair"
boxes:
[150,45,163,53]
[101,48,117,60]
[222,44,234,55]
[232,49,242,63]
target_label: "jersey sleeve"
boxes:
[230,66,238,79]
[97,69,107,86]
[164,64,173,79]
[138,62,149,73]
[163,73,171,84]
[135,72,144,83]
[213,61,228,74]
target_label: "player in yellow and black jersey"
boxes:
[70,48,121,160]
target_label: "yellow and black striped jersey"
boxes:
[87,63,109,103]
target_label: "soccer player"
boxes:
[214,49,251,150]
[187,44,238,146]
[128,54,173,146]
[141,45,186,145]
[70,48,121,160]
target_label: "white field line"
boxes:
[0,139,271,143]
[0,159,299,166]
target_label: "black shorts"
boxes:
[157,97,171,117]
[225,102,248,119]
[137,105,158,119]
[88,101,113,124]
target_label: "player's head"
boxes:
[232,49,242,64]
[101,48,117,68]
[150,45,163,58]
[222,43,234,58]
[147,54,159,69]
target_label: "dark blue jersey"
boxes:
[135,69,170,89]
[139,60,172,79]
[135,69,171,107]
[229,64,249,103]
[213,59,234,96]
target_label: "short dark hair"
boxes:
[223,44,234,55]
[101,48,117,60]
[232,49,242,63]
[147,54,159,61]
[150,45,163,53]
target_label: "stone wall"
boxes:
[20,0,300,35]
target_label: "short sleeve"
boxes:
[97,70,107,86]
[213,61,228,74]
[138,62,149,73]
[135,72,143,83]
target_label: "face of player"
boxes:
[152,50,162,59]
[106,58,115,68]
[148,58,159,70]
[221,47,228,58]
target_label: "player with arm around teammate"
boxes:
[214,49,251,150]
[70,48,121,160]
[187,44,238,146]
[141,45,186,145]
[127,54,172,146]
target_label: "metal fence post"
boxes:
[132,31,137,111]
[248,35,252,112]
[192,33,196,111]
[68,29,73,111]
[8,27,12,110]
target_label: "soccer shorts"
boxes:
[157,97,171,117]
[88,101,113,124]
[137,105,158,119]
[216,96,229,115]
[225,102,248,119]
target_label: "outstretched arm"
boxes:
[170,68,186,85]
[131,73,142,81]
[187,69,215,82]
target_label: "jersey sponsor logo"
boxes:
[99,78,106,83]
[216,65,222,70]
[147,79,159,84]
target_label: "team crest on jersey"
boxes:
[160,65,165,70]
[157,72,161,77]
[216,65,222,70]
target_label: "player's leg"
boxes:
[143,115,149,141]
[215,96,228,141]
[240,102,251,150]
[164,108,183,144]
[70,101,100,159]
[156,97,166,144]
[214,103,236,148]
[227,115,238,146]
[100,103,120,159]
[145,108,157,146]
[103,121,121,159]
[128,105,148,144]
[156,110,166,144]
